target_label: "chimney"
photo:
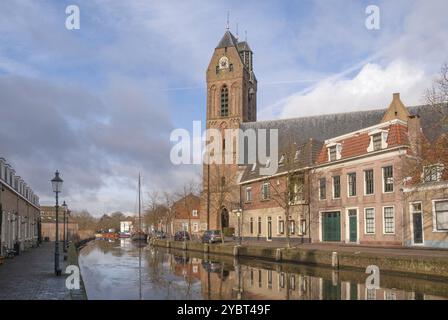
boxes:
[408,114,422,156]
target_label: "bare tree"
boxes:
[162,191,176,238]
[207,164,239,243]
[144,190,160,233]
[268,137,308,248]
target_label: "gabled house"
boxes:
[310,93,435,246]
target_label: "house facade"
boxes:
[0,157,40,255]
[171,194,201,238]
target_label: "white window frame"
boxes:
[193,222,199,232]
[382,166,394,193]
[319,178,326,201]
[332,175,341,199]
[347,172,357,197]
[364,169,374,196]
[423,164,444,183]
[367,129,388,152]
[277,216,285,235]
[327,143,342,161]
[246,187,252,202]
[432,199,448,232]
[261,182,270,200]
[364,208,375,235]
[382,206,395,235]
[192,210,198,217]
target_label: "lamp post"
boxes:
[51,170,63,276]
[236,209,242,246]
[66,209,71,250]
[62,201,67,255]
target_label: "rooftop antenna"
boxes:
[236,22,239,40]
[245,30,248,42]
[226,11,230,30]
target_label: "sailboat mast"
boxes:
[138,173,141,229]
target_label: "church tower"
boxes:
[201,29,257,231]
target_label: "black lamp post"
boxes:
[62,201,67,255]
[51,170,63,276]
[66,209,71,250]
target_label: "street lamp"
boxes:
[236,209,242,246]
[61,201,67,256]
[51,170,63,276]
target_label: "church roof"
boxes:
[216,30,239,49]
[237,41,252,52]
[241,104,444,144]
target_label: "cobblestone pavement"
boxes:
[0,242,72,300]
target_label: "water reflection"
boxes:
[78,240,448,300]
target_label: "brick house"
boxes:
[311,94,417,245]
[239,139,321,243]
[171,194,201,238]
[0,157,40,255]
[402,132,448,248]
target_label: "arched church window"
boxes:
[220,85,229,117]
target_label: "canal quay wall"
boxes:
[151,239,448,279]
[67,238,95,300]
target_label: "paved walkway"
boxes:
[0,242,71,300]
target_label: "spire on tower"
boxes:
[226,11,230,30]
[236,22,239,40]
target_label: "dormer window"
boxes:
[367,129,388,152]
[423,164,444,182]
[327,143,342,162]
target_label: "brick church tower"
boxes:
[200,29,257,232]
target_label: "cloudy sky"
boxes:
[0,0,447,215]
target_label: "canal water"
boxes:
[79,239,448,300]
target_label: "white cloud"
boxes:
[278,59,431,118]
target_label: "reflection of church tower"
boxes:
[201,29,257,230]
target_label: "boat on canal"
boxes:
[131,173,148,242]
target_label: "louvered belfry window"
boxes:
[220,85,229,117]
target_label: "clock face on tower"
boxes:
[218,56,229,69]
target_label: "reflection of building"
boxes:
[0,157,40,255]
[40,205,79,241]
[171,194,201,237]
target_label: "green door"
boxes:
[322,212,341,242]
[349,210,357,243]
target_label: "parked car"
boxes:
[174,231,190,241]
[202,230,223,244]
[152,230,166,239]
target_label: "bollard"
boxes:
[182,241,187,251]
[233,245,239,257]
[275,248,282,262]
[203,244,209,254]
[166,240,170,248]
[331,252,339,269]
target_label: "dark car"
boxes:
[174,231,190,241]
[152,230,166,239]
[202,230,223,244]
